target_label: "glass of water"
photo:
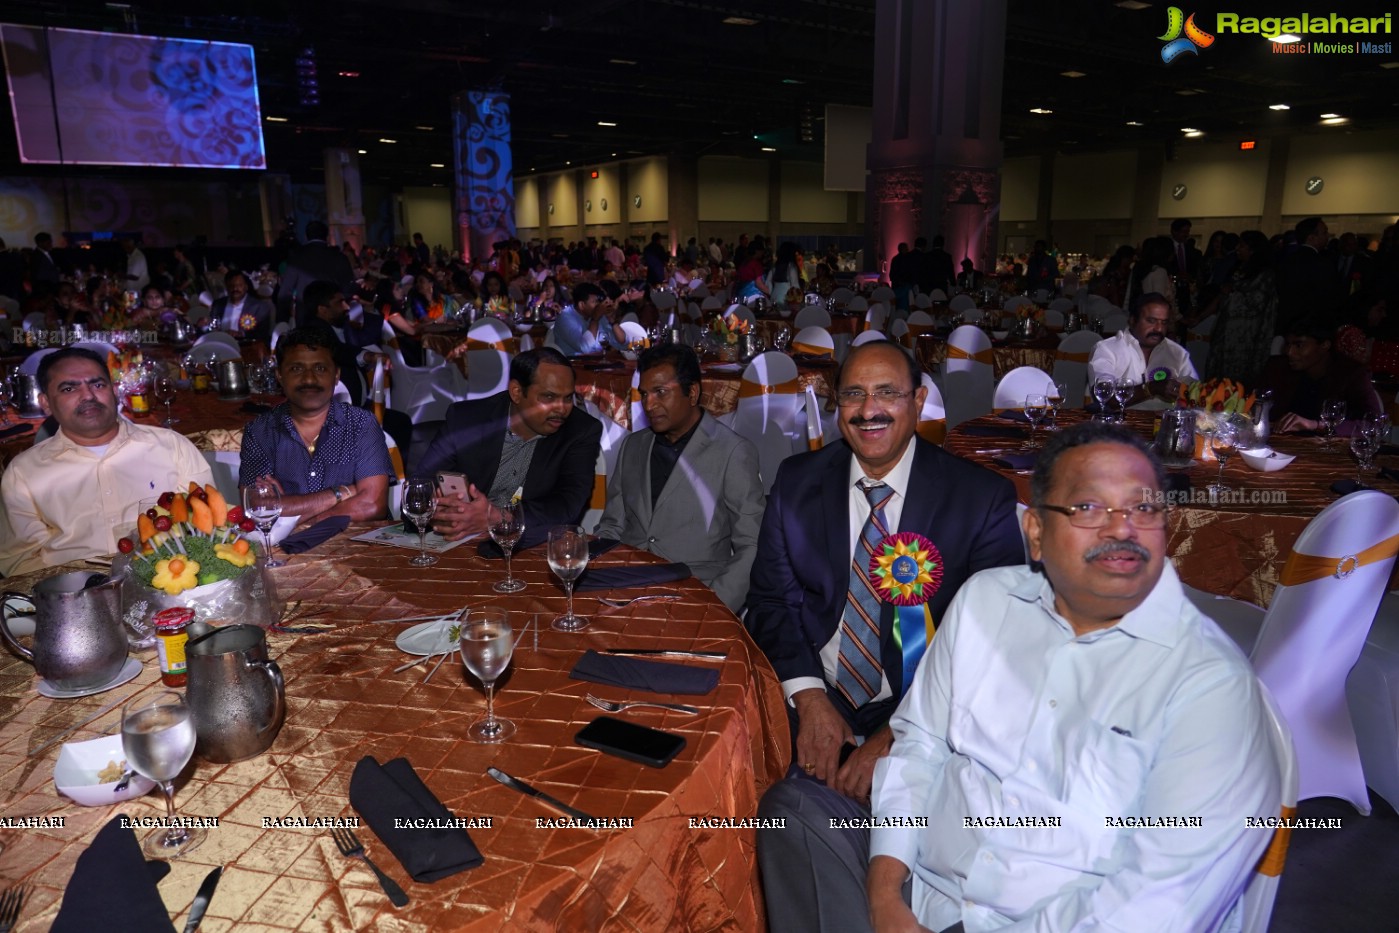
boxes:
[122,690,203,859]
[489,501,526,592]
[402,478,439,568]
[461,608,515,743]
[242,479,284,568]
[548,525,590,633]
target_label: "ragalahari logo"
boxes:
[1159,7,1216,62]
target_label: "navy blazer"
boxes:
[745,436,1024,735]
[417,392,602,548]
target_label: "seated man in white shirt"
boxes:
[1088,292,1197,392]
[858,421,1281,933]
[0,348,213,576]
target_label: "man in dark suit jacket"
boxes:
[278,221,355,323]
[1167,218,1202,319]
[1277,216,1337,334]
[914,235,954,297]
[207,271,274,342]
[420,348,602,548]
[751,341,1023,926]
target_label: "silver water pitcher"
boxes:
[14,372,44,418]
[186,624,285,762]
[1,572,127,690]
[216,359,249,399]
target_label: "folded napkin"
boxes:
[240,401,273,414]
[1379,445,1399,458]
[1163,473,1192,497]
[575,562,692,592]
[349,756,484,882]
[997,410,1030,423]
[279,515,350,554]
[51,817,176,933]
[0,423,31,440]
[1379,467,1399,484]
[992,451,1038,470]
[1331,480,1373,496]
[959,425,1027,439]
[570,649,719,696]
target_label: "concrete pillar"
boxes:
[258,174,294,247]
[452,90,516,263]
[322,149,365,251]
[865,0,1008,276]
[667,155,699,256]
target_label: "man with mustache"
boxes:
[749,341,1023,922]
[1088,292,1197,393]
[421,347,601,546]
[810,422,1281,932]
[0,348,213,575]
[238,328,392,523]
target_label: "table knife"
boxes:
[600,649,727,661]
[183,865,223,933]
[486,767,600,824]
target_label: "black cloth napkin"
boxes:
[575,562,692,592]
[1163,473,1192,497]
[51,817,177,933]
[992,451,1038,470]
[997,409,1030,423]
[959,424,1027,439]
[0,423,31,440]
[1332,480,1373,496]
[239,401,273,414]
[1379,467,1399,484]
[349,756,484,883]
[1380,444,1399,457]
[570,649,719,696]
[279,516,350,554]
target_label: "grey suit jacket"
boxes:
[594,411,764,612]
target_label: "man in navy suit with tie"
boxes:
[748,341,1022,924]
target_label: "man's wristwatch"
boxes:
[332,486,344,504]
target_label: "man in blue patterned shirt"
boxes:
[239,328,393,522]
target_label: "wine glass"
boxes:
[1112,379,1134,423]
[1044,381,1068,431]
[461,608,515,743]
[489,501,526,592]
[242,479,284,568]
[774,324,792,353]
[1351,431,1378,484]
[1091,375,1117,421]
[1363,412,1392,447]
[1024,394,1049,448]
[121,691,204,859]
[0,375,11,426]
[548,524,590,633]
[154,376,178,427]
[401,478,439,568]
[1320,399,1347,449]
[1209,422,1237,497]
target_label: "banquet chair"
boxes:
[1031,288,1052,304]
[727,352,804,493]
[463,349,510,399]
[871,286,895,305]
[620,311,641,325]
[543,325,559,350]
[913,294,934,309]
[186,342,241,364]
[948,294,977,314]
[684,302,703,321]
[651,291,677,313]
[993,366,1056,410]
[582,448,608,533]
[193,332,240,351]
[196,290,215,310]
[916,373,947,446]
[1239,685,1298,933]
[579,397,630,479]
[1186,314,1217,377]
[628,367,649,432]
[1270,335,1285,356]
[1101,311,1129,334]
[846,295,869,314]
[508,284,525,302]
[467,317,514,350]
[22,312,48,332]
[617,320,648,346]
[792,326,835,359]
[201,450,242,503]
[701,296,724,313]
[1189,490,1399,814]
[941,325,994,430]
[1347,602,1399,812]
[794,304,832,329]
[829,287,854,307]
[270,322,291,351]
[1003,296,1032,315]
[889,318,910,342]
[1053,331,1102,406]
[1043,308,1065,329]
[851,330,888,347]
[380,321,469,422]
[1079,292,1116,320]
[929,289,947,302]
[518,332,535,352]
[865,303,889,332]
[1048,297,1074,313]
[689,285,710,300]
[804,384,826,452]
[908,310,935,326]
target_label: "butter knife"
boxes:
[600,649,727,661]
[183,865,223,933]
[486,767,600,824]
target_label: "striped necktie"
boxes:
[834,482,895,707]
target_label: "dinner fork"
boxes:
[0,883,29,933]
[597,594,681,608]
[585,693,699,715]
[330,828,409,907]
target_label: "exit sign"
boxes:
[1238,140,1257,151]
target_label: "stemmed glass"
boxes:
[1209,422,1237,497]
[1091,375,1117,421]
[1320,399,1347,449]
[1363,412,1392,448]
[0,374,11,426]
[1024,394,1049,448]
[774,325,792,353]
[402,478,439,567]
[242,479,284,568]
[1351,431,1379,484]
[1112,380,1134,423]
[154,376,178,427]
[1044,381,1068,431]
[121,691,204,859]
[461,608,515,743]
[548,524,590,632]
[489,501,526,592]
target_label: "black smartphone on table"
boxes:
[575,715,686,768]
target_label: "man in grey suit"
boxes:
[594,344,765,612]
[205,270,274,342]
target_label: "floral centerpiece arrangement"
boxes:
[1178,378,1255,418]
[713,312,750,346]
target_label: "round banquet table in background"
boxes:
[0,538,790,931]
[944,409,1399,610]
[911,332,1061,380]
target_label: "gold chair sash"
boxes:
[1257,805,1296,877]
[465,337,512,352]
[739,378,801,399]
[1055,350,1092,363]
[590,472,606,510]
[1278,532,1399,587]
[792,341,833,358]
[945,344,994,365]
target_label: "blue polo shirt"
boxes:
[239,401,394,494]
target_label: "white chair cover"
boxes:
[1239,685,1298,933]
[728,352,804,492]
[1102,311,1129,334]
[18,347,57,376]
[651,291,677,311]
[889,318,910,341]
[948,294,977,313]
[1079,293,1116,319]
[22,312,48,332]
[689,285,710,300]
[993,366,1057,410]
[725,305,757,327]
[846,295,869,313]
[941,325,993,429]
[543,324,559,349]
[929,289,947,302]
[620,311,640,325]
[794,305,832,329]
[380,321,470,422]
[467,317,513,348]
[617,321,648,345]
[201,449,242,503]
[1043,308,1065,329]
[851,330,888,347]
[1052,330,1102,406]
[186,343,241,364]
[865,303,889,333]
[701,296,724,313]
[1348,595,1399,811]
[829,287,854,307]
[464,350,511,400]
[791,326,835,358]
[1031,288,1052,304]
[1048,297,1074,312]
[1187,313,1217,378]
[683,302,703,321]
[629,366,649,432]
[193,332,240,350]
[916,372,947,446]
[907,310,935,326]
[270,322,291,351]
[870,286,895,305]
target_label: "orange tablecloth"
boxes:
[0,538,789,931]
[944,410,1399,609]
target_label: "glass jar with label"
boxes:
[154,607,194,687]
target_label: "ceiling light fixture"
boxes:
[1113,0,1151,9]
[1184,130,1204,138]
[1029,107,1053,115]
[357,149,366,154]
[597,121,617,127]
[760,146,777,152]
[378,138,397,144]
[1175,88,1204,96]
[1267,34,1302,43]
[1060,70,1086,78]
[1319,112,1340,119]
[265,116,288,122]
[782,78,804,84]
[1320,116,1349,125]
[430,163,445,168]
[415,125,434,131]
[337,71,359,78]
[1125,120,1144,126]
[1381,61,1399,69]
[609,58,637,65]
[1180,127,1199,133]
[1268,103,1290,110]
[722,16,759,25]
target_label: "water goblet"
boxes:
[242,479,284,568]
[1024,394,1049,448]
[154,376,178,427]
[401,478,439,567]
[548,524,590,633]
[461,608,515,743]
[489,501,526,592]
[1112,379,1135,423]
[1363,412,1392,447]
[121,691,204,859]
[1351,431,1378,484]
[774,325,792,353]
[1208,423,1237,497]
[1044,381,1068,431]
[1091,375,1117,421]
[1320,399,1346,449]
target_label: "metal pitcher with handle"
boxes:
[185,624,285,762]
[1,572,127,690]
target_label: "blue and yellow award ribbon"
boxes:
[869,532,944,696]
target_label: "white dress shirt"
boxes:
[1088,329,1197,386]
[0,420,214,576]
[870,563,1281,933]
[781,439,917,708]
[126,247,149,292]
[220,298,247,332]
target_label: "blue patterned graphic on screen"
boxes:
[454,90,515,258]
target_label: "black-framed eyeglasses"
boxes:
[1038,502,1170,529]
[835,388,913,408]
